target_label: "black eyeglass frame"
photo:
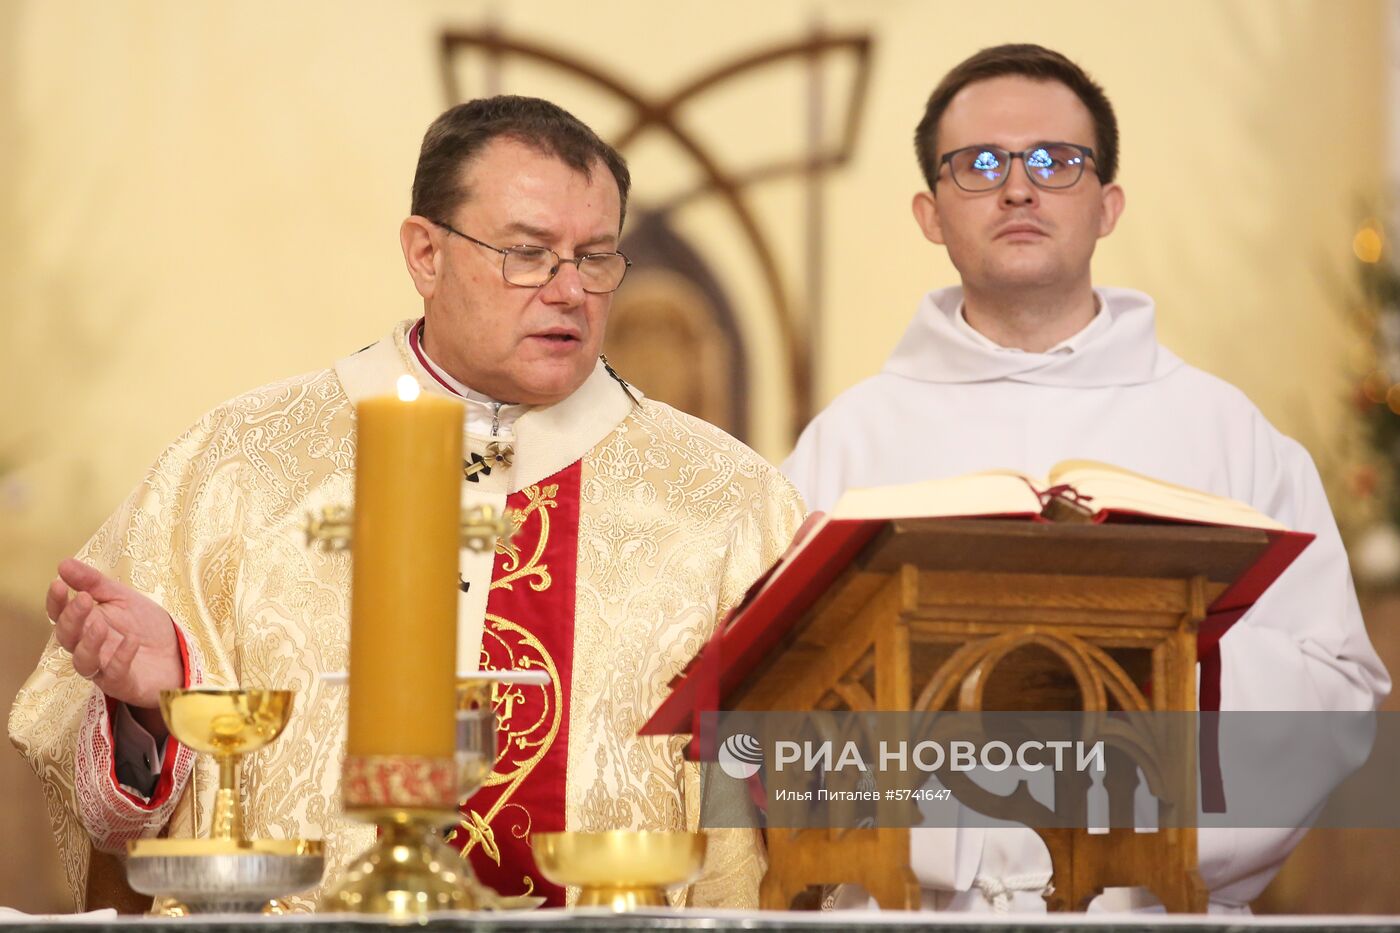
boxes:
[937,142,1098,192]
[431,220,632,294]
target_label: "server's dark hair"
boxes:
[915,44,1118,190]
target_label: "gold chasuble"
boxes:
[9,319,805,911]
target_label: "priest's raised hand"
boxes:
[47,557,183,732]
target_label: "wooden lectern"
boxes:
[646,517,1303,913]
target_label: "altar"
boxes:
[3,910,1400,933]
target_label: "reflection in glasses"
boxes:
[941,142,1097,192]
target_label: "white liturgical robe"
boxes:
[782,286,1390,913]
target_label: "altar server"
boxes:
[783,44,1388,914]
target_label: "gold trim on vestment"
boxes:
[451,485,564,899]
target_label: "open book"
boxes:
[828,458,1285,527]
[641,460,1309,738]
[744,460,1290,621]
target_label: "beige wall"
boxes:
[0,0,1384,912]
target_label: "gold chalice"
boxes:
[534,831,707,910]
[125,688,324,913]
[163,688,292,840]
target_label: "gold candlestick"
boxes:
[321,808,486,916]
[125,688,324,913]
[320,675,530,917]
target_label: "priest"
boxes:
[10,96,804,911]
[783,44,1389,913]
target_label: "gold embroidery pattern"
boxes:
[569,401,805,908]
[10,328,805,912]
[10,367,370,908]
[452,483,563,896]
[492,484,557,592]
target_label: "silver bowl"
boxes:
[126,838,324,913]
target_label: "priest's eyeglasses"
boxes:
[433,221,632,294]
[939,142,1097,192]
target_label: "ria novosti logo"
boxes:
[718,732,763,780]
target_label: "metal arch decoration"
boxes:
[438,28,874,439]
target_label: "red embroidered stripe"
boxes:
[449,462,580,907]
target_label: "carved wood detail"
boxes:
[727,522,1247,913]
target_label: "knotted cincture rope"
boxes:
[971,872,1054,913]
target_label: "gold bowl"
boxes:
[533,831,707,910]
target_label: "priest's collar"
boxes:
[883,285,1183,388]
[333,319,642,491]
[407,319,525,437]
[953,294,1110,357]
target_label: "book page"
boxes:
[1048,459,1286,531]
[831,470,1045,520]
[734,470,1045,623]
